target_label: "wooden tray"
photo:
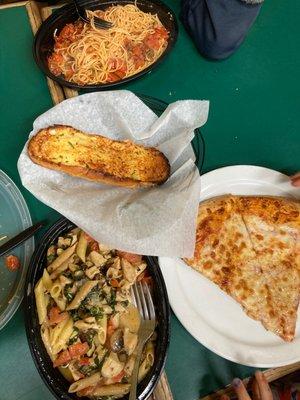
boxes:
[28,2,78,103]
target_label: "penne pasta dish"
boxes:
[34,227,155,398]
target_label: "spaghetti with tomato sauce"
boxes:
[47,4,169,85]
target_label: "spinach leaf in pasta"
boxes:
[79,329,97,347]
[107,289,116,310]
[68,328,79,345]
[64,284,75,302]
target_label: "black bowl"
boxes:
[24,217,170,400]
[33,0,178,90]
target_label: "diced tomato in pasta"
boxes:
[107,317,116,338]
[155,26,169,40]
[78,357,91,366]
[144,27,169,50]
[58,23,77,40]
[112,370,125,383]
[117,251,142,264]
[5,255,20,271]
[110,278,119,288]
[48,53,64,76]
[78,386,94,396]
[84,232,95,242]
[137,271,153,285]
[53,350,71,367]
[90,241,99,252]
[48,306,68,325]
[68,342,89,359]
[107,58,127,82]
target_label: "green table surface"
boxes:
[0,1,299,399]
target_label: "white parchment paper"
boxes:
[18,91,209,257]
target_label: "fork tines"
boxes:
[131,281,155,321]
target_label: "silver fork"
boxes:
[72,0,113,30]
[130,281,156,400]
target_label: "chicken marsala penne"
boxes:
[35,228,155,399]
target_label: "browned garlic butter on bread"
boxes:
[27,125,170,188]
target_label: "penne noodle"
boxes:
[145,341,155,366]
[97,315,107,345]
[76,231,88,262]
[68,372,101,393]
[50,254,75,280]
[50,317,69,348]
[50,281,66,310]
[44,293,50,312]
[74,319,99,331]
[121,259,136,283]
[58,366,74,383]
[42,269,53,292]
[85,265,99,279]
[119,305,140,333]
[89,251,106,267]
[138,357,151,382]
[66,280,98,310]
[50,281,62,299]
[96,344,107,361]
[35,278,47,324]
[123,328,138,355]
[55,296,67,311]
[101,353,124,378]
[47,244,76,273]
[59,275,72,287]
[102,305,113,314]
[92,384,131,397]
[124,354,136,377]
[68,362,86,382]
[41,324,55,361]
[57,317,73,351]
[115,303,126,313]
[51,317,73,355]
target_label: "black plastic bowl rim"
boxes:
[33,0,178,90]
[24,217,170,400]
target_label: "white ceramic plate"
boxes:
[159,165,300,367]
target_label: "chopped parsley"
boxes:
[88,306,103,318]
[108,290,116,310]
[63,284,74,302]
[70,309,80,322]
[78,364,98,377]
[68,328,79,345]
[94,351,108,371]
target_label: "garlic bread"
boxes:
[27,125,170,188]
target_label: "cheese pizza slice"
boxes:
[184,195,279,337]
[185,195,300,342]
[237,196,300,341]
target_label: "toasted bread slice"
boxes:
[27,125,170,188]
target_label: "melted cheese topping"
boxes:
[185,195,300,341]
